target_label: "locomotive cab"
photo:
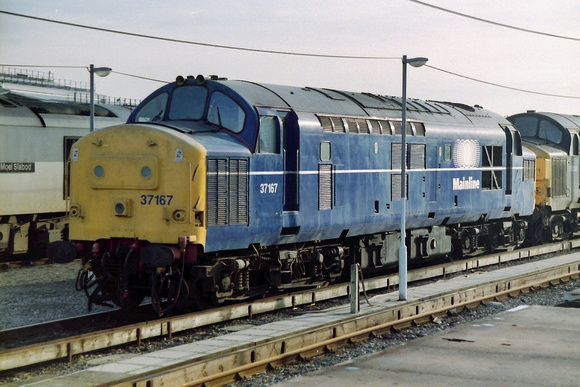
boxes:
[508,111,580,241]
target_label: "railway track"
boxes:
[0,257,53,271]
[1,239,579,374]
[0,307,156,351]
[181,258,580,387]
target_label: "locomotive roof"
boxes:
[524,112,580,131]
[507,111,580,153]
[218,79,505,126]
[130,76,513,153]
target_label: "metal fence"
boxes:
[0,67,141,107]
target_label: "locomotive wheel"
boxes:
[552,221,562,239]
[152,271,176,314]
[95,282,119,308]
[462,236,473,254]
[515,225,526,245]
[450,239,463,261]
[189,278,216,311]
[533,222,545,244]
[151,269,191,315]
[120,289,146,310]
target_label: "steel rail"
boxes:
[0,307,154,351]
[0,239,578,372]
[195,276,577,387]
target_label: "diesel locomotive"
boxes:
[48,75,576,314]
[508,111,580,242]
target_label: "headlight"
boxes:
[70,206,81,218]
[114,199,132,217]
[172,209,187,222]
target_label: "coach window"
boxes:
[482,145,503,190]
[444,145,452,161]
[208,92,246,133]
[258,116,279,153]
[320,141,331,161]
[134,92,168,122]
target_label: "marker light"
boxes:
[94,165,104,178]
[141,166,152,179]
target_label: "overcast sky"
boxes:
[1,0,579,116]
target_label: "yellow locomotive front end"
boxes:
[527,145,575,241]
[69,124,207,247]
[47,123,210,311]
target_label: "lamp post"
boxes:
[89,64,112,132]
[399,55,428,301]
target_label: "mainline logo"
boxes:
[453,176,480,190]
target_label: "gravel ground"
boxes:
[0,259,578,385]
[0,261,110,330]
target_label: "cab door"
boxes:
[503,125,522,196]
[254,113,284,218]
[282,110,300,212]
[253,108,300,239]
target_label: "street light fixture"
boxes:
[399,55,428,301]
[89,64,112,132]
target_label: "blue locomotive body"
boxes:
[130,78,534,263]
[57,76,537,312]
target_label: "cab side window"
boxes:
[258,116,279,153]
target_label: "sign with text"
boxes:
[0,162,35,173]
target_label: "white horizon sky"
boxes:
[1,0,579,116]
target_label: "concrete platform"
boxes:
[278,305,580,387]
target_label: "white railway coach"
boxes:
[0,92,131,259]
